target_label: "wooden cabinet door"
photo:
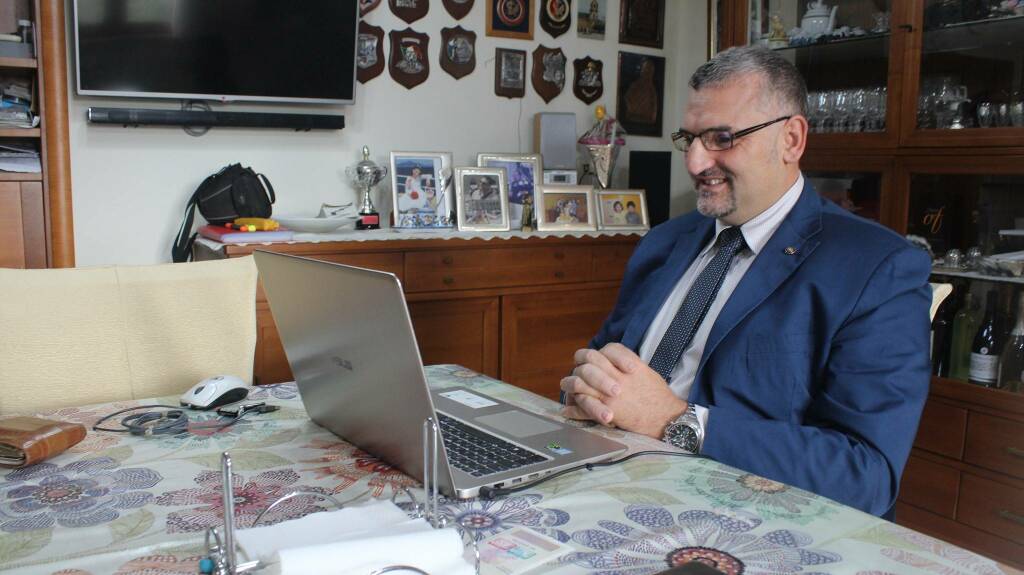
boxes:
[409,297,500,378]
[501,287,619,400]
[0,182,46,269]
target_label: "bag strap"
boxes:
[171,183,207,263]
[256,172,276,205]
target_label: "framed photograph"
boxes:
[537,185,596,231]
[595,189,649,230]
[477,153,542,229]
[616,51,666,137]
[494,48,527,98]
[619,0,665,48]
[390,152,455,229]
[486,0,534,40]
[455,167,511,231]
[577,0,606,39]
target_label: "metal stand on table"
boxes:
[201,419,481,575]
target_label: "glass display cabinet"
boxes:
[715,1,1024,562]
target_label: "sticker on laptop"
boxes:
[545,442,573,455]
[439,390,498,409]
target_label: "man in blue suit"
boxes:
[560,46,931,517]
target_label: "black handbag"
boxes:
[171,164,276,262]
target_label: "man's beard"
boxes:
[694,172,737,219]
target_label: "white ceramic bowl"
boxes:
[275,216,356,233]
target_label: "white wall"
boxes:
[66,0,707,265]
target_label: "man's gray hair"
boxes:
[689,46,807,117]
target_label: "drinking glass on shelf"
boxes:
[976,101,993,127]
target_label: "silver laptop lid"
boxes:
[253,250,455,494]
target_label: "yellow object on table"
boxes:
[233,217,280,231]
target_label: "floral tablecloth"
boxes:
[0,365,1018,575]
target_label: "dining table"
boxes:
[0,364,1018,575]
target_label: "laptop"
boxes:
[253,250,627,499]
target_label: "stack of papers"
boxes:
[0,140,40,173]
[0,78,38,129]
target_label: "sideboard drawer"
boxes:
[404,246,591,291]
[899,454,960,519]
[914,400,967,460]
[965,412,1024,479]
[591,242,635,282]
[958,473,1024,545]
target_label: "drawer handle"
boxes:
[1007,446,1024,459]
[999,510,1024,526]
[554,252,565,260]
[442,256,454,265]
[442,276,455,285]
[554,271,565,279]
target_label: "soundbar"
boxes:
[87,107,345,131]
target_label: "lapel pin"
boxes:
[784,246,797,255]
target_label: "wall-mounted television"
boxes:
[74,0,359,105]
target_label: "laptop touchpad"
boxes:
[475,411,560,438]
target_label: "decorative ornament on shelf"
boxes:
[800,0,838,37]
[578,105,626,190]
[346,146,388,230]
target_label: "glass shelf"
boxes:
[922,14,1024,54]
[772,31,890,53]
[930,268,1024,285]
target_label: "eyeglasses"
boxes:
[671,116,792,152]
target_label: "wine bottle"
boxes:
[969,290,1002,387]
[997,293,1024,392]
[950,290,981,381]
[931,285,959,377]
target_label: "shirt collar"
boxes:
[712,173,804,256]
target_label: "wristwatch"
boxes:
[661,404,704,453]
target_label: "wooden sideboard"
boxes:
[897,378,1024,569]
[194,233,641,400]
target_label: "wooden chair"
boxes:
[0,256,258,414]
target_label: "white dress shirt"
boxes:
[637,175,805,447]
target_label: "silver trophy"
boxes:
[345,146,388,229]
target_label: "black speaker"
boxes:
[628,151,672,227]
[87,107,345,131]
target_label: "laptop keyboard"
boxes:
[438,413,548,477]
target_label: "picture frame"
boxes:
[476,153,542,229]
[486,0,534,40]
[616,51,666,137]
[618,0,665,48]
[454,167,511,231]
[494,48,527,98]
[537,184,596,231]
[595,189,649,231]
[577,0,606,40]
[390,151,455,229]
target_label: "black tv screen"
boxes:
[74,0,359,105]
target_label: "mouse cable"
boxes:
[92,404,272,436]
[478,450,702,499]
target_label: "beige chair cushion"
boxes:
[0,256,257,414]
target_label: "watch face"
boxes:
[668,423,699,453]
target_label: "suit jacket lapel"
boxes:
[696,184,824,378]
[621,218,715,350]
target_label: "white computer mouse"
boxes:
[180,375,250,410]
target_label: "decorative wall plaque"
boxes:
[616,51,665,136]
[494,48,526,98]
[540,0,572,38]
[531,45,566,103]
[360,0,383,15]
[389,29,430,89]
[440,26,476,80]
[572,56,603,104]
[390,0,429,24]
[443,0,475,19]
[619,0,665,48]
[357,21,386,84]
[486,0,534,40]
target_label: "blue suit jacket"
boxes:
[590,181,932,516]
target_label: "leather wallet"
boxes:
[0,417,87,468]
